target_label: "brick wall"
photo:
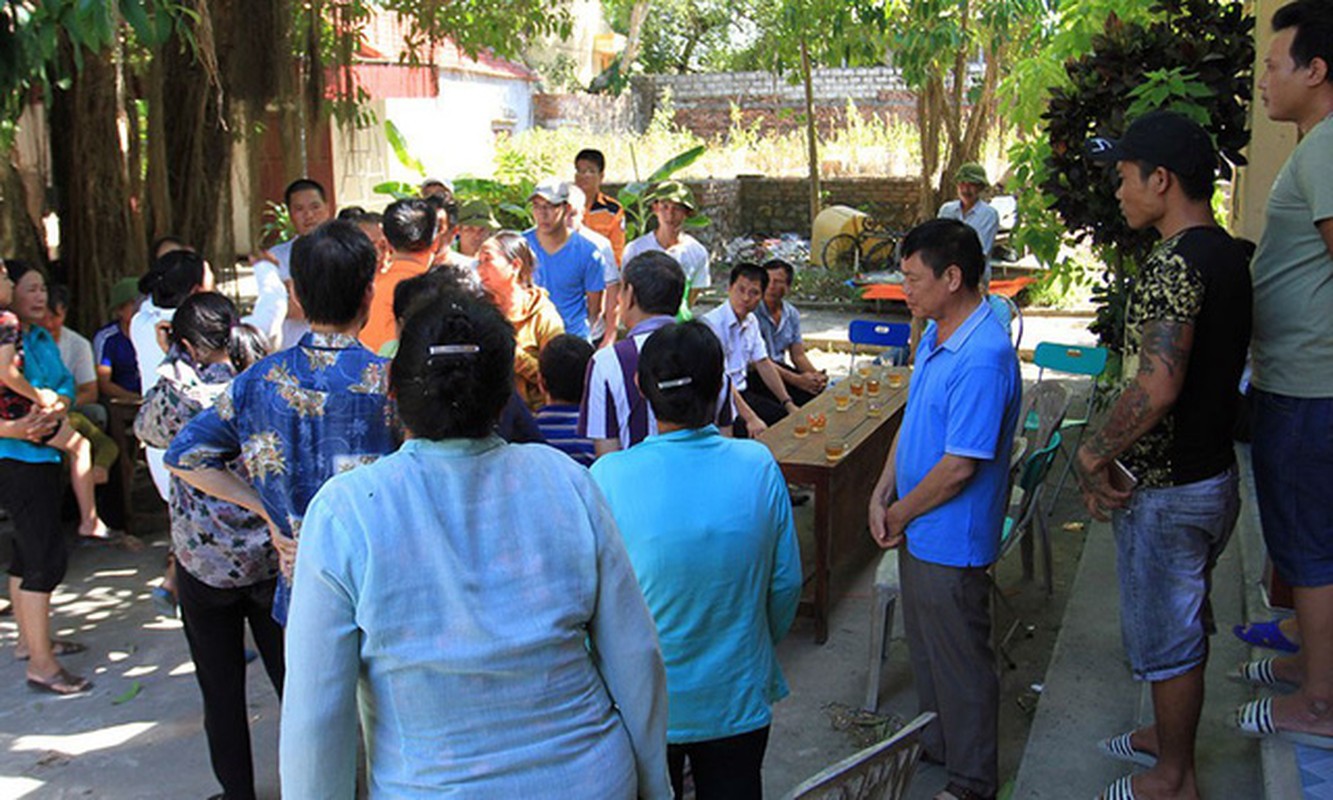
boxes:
[738,176,919,236]
[532,92,640,132]
[604,175,919,250]
[633,67,925,139]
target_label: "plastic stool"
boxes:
[865,549,900,712]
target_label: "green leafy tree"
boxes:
[883,0,1058,221]
[1,1,572,329]
[1034,0,1253,356]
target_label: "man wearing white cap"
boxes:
[523,179,607,340]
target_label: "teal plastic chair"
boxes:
[1030,342,1109,510]
[994,431,1065,667]
[848,320,911,370]
[992,382,1068,667]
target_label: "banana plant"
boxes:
[618,145,709,241]
[372,119,428,199]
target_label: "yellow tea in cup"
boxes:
[825,439,847,462]
[887,372,905,389]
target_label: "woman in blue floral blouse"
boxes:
[135,292,277,800]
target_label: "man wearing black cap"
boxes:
[1076,110,1252,800]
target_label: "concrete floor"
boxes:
[0,302,1105,799]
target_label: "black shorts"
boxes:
[0,459,67,592]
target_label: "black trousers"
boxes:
[177,568,285,800]
[667,725,770,800]
[0,459,66,592]
[746,363,818,408]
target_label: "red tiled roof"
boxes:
[358,11,536,82]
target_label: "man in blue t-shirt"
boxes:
[868,219,1021,800]
[523,179,606,340]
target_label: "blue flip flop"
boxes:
[1232,620,1300,653]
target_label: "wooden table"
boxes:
[759,368,910,643]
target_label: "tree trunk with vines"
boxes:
[48,42,146,333]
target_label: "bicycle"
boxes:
[820,217,906,275]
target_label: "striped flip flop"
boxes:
[1097,732,1157,768]
[1226,657,1298,689]
[1234,697,1333,750]
[1096,774,1137,800]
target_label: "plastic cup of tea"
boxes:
[810,412,827,432]
[825,438,848,462]
[866,377,881,396]
[857,361,873,379]
[834,390,851,411]
[867,398,885,417]
[793,419,810,438]
[849,377,864,397]
[887,371,905,389]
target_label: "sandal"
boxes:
[15,639,86,661]
[1234,697,1333,749]
[1227,657,1298,689]
[1097,775,1137,800]
[1233,620,1299,653]
[26,668,93,696]
[82,530,145,552]
[1097,732,1157,768]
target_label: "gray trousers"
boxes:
[900,547,999,797]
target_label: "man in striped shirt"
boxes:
[578,251,732,457]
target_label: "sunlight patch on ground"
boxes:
[12,721,156,756]
[87,569,140,579]
[168,660,196,677]
[142,618,184,631]
[123,665,159,678]
[0,776,45,798]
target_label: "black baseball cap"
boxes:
[1086,110,1218,181]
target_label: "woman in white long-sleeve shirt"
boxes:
[281,286,672,799]
[132,245,286,501]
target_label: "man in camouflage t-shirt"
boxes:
[1076,111,1252,800]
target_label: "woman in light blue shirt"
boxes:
[591,320,802,799]
[281,288,672,799]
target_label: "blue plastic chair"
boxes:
[1030,342,1109,510]
[848,320,911,371]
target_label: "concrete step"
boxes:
[1012,463,1262,797]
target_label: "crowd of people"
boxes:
[0,3,1328,799]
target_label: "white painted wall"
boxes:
[330,74,532,212]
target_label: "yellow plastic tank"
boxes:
[812,206,868,268]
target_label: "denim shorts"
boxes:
[1250,389,1333,587]
[1112,466,1240,682]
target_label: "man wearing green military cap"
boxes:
[937,163,1000,286]
[456,199,500,264]
[623,180,711,317]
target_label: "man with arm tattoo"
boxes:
[1079,111,1252,800]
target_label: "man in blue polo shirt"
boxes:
[868,219,1021,800]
